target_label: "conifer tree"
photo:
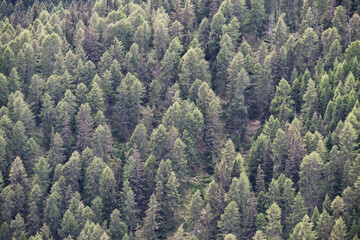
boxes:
[274,16,289,47]
[299,152,323,210]
[59,209,80,239]
[109,209,127,240]
[76,103,93,152]
[215,34,234,96]
[10,213,25,240]
[289,214,317,240]
[143,193,160,240]
[265,203,282,240]
[350,14,360,42]
[228,68,249,144]
[271,128,289,178]
[287,192,308,235]
[208,12,226,58]
[122,180,139,233]
[159,38,183,90]
[84,157,107,204]
[247,133,270,185]
[270,78,294,122]
[189,190,204,238]
[330,217,347,240]
[218,201,241,238]
[87,80,105,115]
[332,6,347,45]
[301,78,317,127]
[316,209,333,240]
[179,46,210,97]
[91,124,112,162]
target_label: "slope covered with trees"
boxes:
[0,0,360,239]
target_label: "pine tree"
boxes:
[109,209,127,240]
[256,165,266,193]
[228,68,249,144]
[99,166,116,217]
[218,201,241,238]
[189,190,204,238]
[179,46,210,97]
[330,217,347,240]
[87,80,105,115]
[40,94,56,147]
[289,214,317,240]
[301,78,317,127]
[215,34,234,96]
[0,222,10,240]
[159,37,183,90]
[9,121,27,162]
[48,132,65,170]
[153,19,170,59]
[227,173,251,218]
[243,193,258,238]
[274,16,289,47]
[10,213,25,240]
[84,157,107,204]
[91,124,112,162]
[33,157,51,195]
[113,73,145,140]
[299,152,323,210]
[253,230,267,240]
[143,193,160,240]
[171,138,188,184]
[287,192,307,235]
[181,0,195,31]
[76,103,93,152]
[265,203,282,240]
[271,128,289,178]
[247,133,270,185]
[62,151,82,192]
[8,68,21,94]
[316,209,333,240]
[205,97,223,165]
[28,74,44,116]
[122,180,139,233]
[270,78,294,122]
[330,196,344,219]
[285,118,306,183]
[332,6,347,45]
[44,193,61,236]
[350,14,360,42]
[41,33,62,77]
[59,209,80,239]
[208,12,226,58]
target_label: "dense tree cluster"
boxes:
[0,0,360,239]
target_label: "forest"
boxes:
[0,0,360,239]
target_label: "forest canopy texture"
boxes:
[0,0,360,239]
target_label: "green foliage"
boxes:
[1,1,360,239]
